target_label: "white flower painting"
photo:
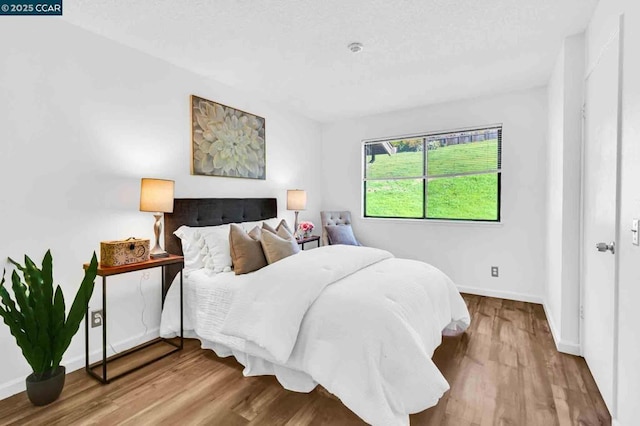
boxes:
[191,95,266,179]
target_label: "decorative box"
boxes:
[100,238,150,267]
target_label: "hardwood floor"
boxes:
[0,294,611,425]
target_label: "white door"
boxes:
[582,28,621,414]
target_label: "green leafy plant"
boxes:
[0,250,98,380]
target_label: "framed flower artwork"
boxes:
[191,95,266,179]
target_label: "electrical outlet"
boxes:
[91,310,103,328]
[491,266,499,277]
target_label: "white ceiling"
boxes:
[63,0,598,122]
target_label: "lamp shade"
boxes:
[140,178,175,213]
[287,189,307,211]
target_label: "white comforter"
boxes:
[161,245,470,426]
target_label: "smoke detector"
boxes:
[348,42,364,53]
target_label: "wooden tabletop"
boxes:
[84,254,184,276]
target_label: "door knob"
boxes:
[595,242,615,254]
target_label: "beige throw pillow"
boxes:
[277,219,293,235]
[229,224,267,275]
[262,219,293,236]
[262,222,277,234]
[260,225,300,264]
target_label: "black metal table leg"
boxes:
[102,276,107,383]
[180,269,184,349]
[85,258,184,384]
[85,303,89,373]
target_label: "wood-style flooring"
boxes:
[0,294,611,425]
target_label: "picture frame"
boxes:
[191,95,266,179]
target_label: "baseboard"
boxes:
[0,377,27,403]
[0,327,160,401]
[541,303,581,356]
[457,285,544,304]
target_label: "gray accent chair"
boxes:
[320,211,360,246]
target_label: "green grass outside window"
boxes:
[364,139,500,221]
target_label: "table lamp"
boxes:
[140,178,175,258]
[287,189,307,236]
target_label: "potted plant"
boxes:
[0,250,98,406]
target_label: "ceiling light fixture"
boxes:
[348,42,364,53]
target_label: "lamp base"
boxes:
[150,252,170,259]
[294,211,300,237]
[150,213,169,259]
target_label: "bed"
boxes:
[160,198,471,426]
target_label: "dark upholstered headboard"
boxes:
[163,198,277,289]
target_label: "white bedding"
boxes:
[161,245,470,425]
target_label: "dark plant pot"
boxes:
[25,366,66,406]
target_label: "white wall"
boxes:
[546,47,565,344]
[586,1,640,424]
[320,88,548,302]
[0,19,322,398]
[560,34,585,349]
[544,33,584,355]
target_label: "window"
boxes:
[363,126,502,221]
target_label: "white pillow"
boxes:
[177,222,281,274]
[200,224,233,273]
[174,225,208,275]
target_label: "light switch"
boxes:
[632,219,639,246]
